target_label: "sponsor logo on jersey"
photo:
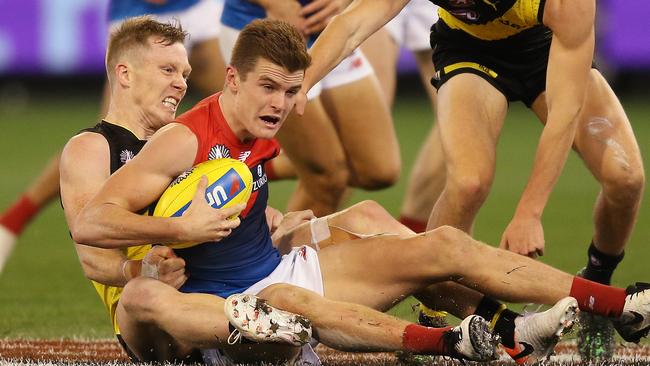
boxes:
[238,150,252,162]
[209,144,231,160]
[120,149,135,164]
[251,163,268,192]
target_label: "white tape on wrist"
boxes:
[309,217,331,251]
[121,259,130,282]
[141,258,159,280]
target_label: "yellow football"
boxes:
[153,158,253,249]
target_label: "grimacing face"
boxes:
[129,37,192,130]
[230,58,304,141]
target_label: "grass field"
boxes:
[0,82,649,352]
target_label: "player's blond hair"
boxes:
[231,19,311,79]
[105,16,187,86]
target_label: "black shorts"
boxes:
[429,20,552,107]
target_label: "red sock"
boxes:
[402,324,454,355]
[570,276,627,317]
[0,195,39,235]
[399,216,427,233]
[264,160,277,181]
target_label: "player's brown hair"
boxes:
[230,19,311,79]
[105,16,187,84]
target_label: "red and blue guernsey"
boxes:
[174,92,281,298]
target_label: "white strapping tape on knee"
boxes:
[310,217,331,251]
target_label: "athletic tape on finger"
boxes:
[141,258,159,280]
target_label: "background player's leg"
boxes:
[400,126,445,232]
[426,74,508,232]
[320,74,400,191]
[531,70,644,284]
[531,70,645,359]
[362,27,440,232]
[0,154,61,272]
[265,150,297,180]
[360,27,399,106]
[187,38,226,96]
[279,100,349,216]
[399,50,445,233]
[532,70,644,271]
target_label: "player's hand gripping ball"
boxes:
[153,158,253,249]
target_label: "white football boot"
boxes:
[225,294,312,346]
[445,315,500,361]
[504,297,579,364]
[613,283,650,343]
[0,226,17,273]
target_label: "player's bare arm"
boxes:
[500,0,595,257]
[61,132,188,287]
[74,123,244,248]
[300,0,352,34]
[252,0,307,35]
[61,132,132,285]
[296,0,409,114]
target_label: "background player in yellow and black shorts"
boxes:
[295,0,645,362]
[430,13,552,108]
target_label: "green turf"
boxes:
[0,90,648,338]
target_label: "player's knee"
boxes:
[427,225,469,244]
[421,226,475,258]
[447,174,492,206]
[349,200,388,220]
[602,167,645,205]
[120,277,162,322]
[400,227,469,277]
[352,162,400,190]
[261,283,316,315]
[306,164,350,196]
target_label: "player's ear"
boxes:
[115,63,131,88]
[225,65,239,93]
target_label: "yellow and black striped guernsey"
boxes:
[77,121,152,335]
[431,0,546,40]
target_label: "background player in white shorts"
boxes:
[361,0,444,234]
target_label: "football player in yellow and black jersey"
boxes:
[297,0,644,361]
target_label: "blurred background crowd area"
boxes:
[0,0,649,96]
